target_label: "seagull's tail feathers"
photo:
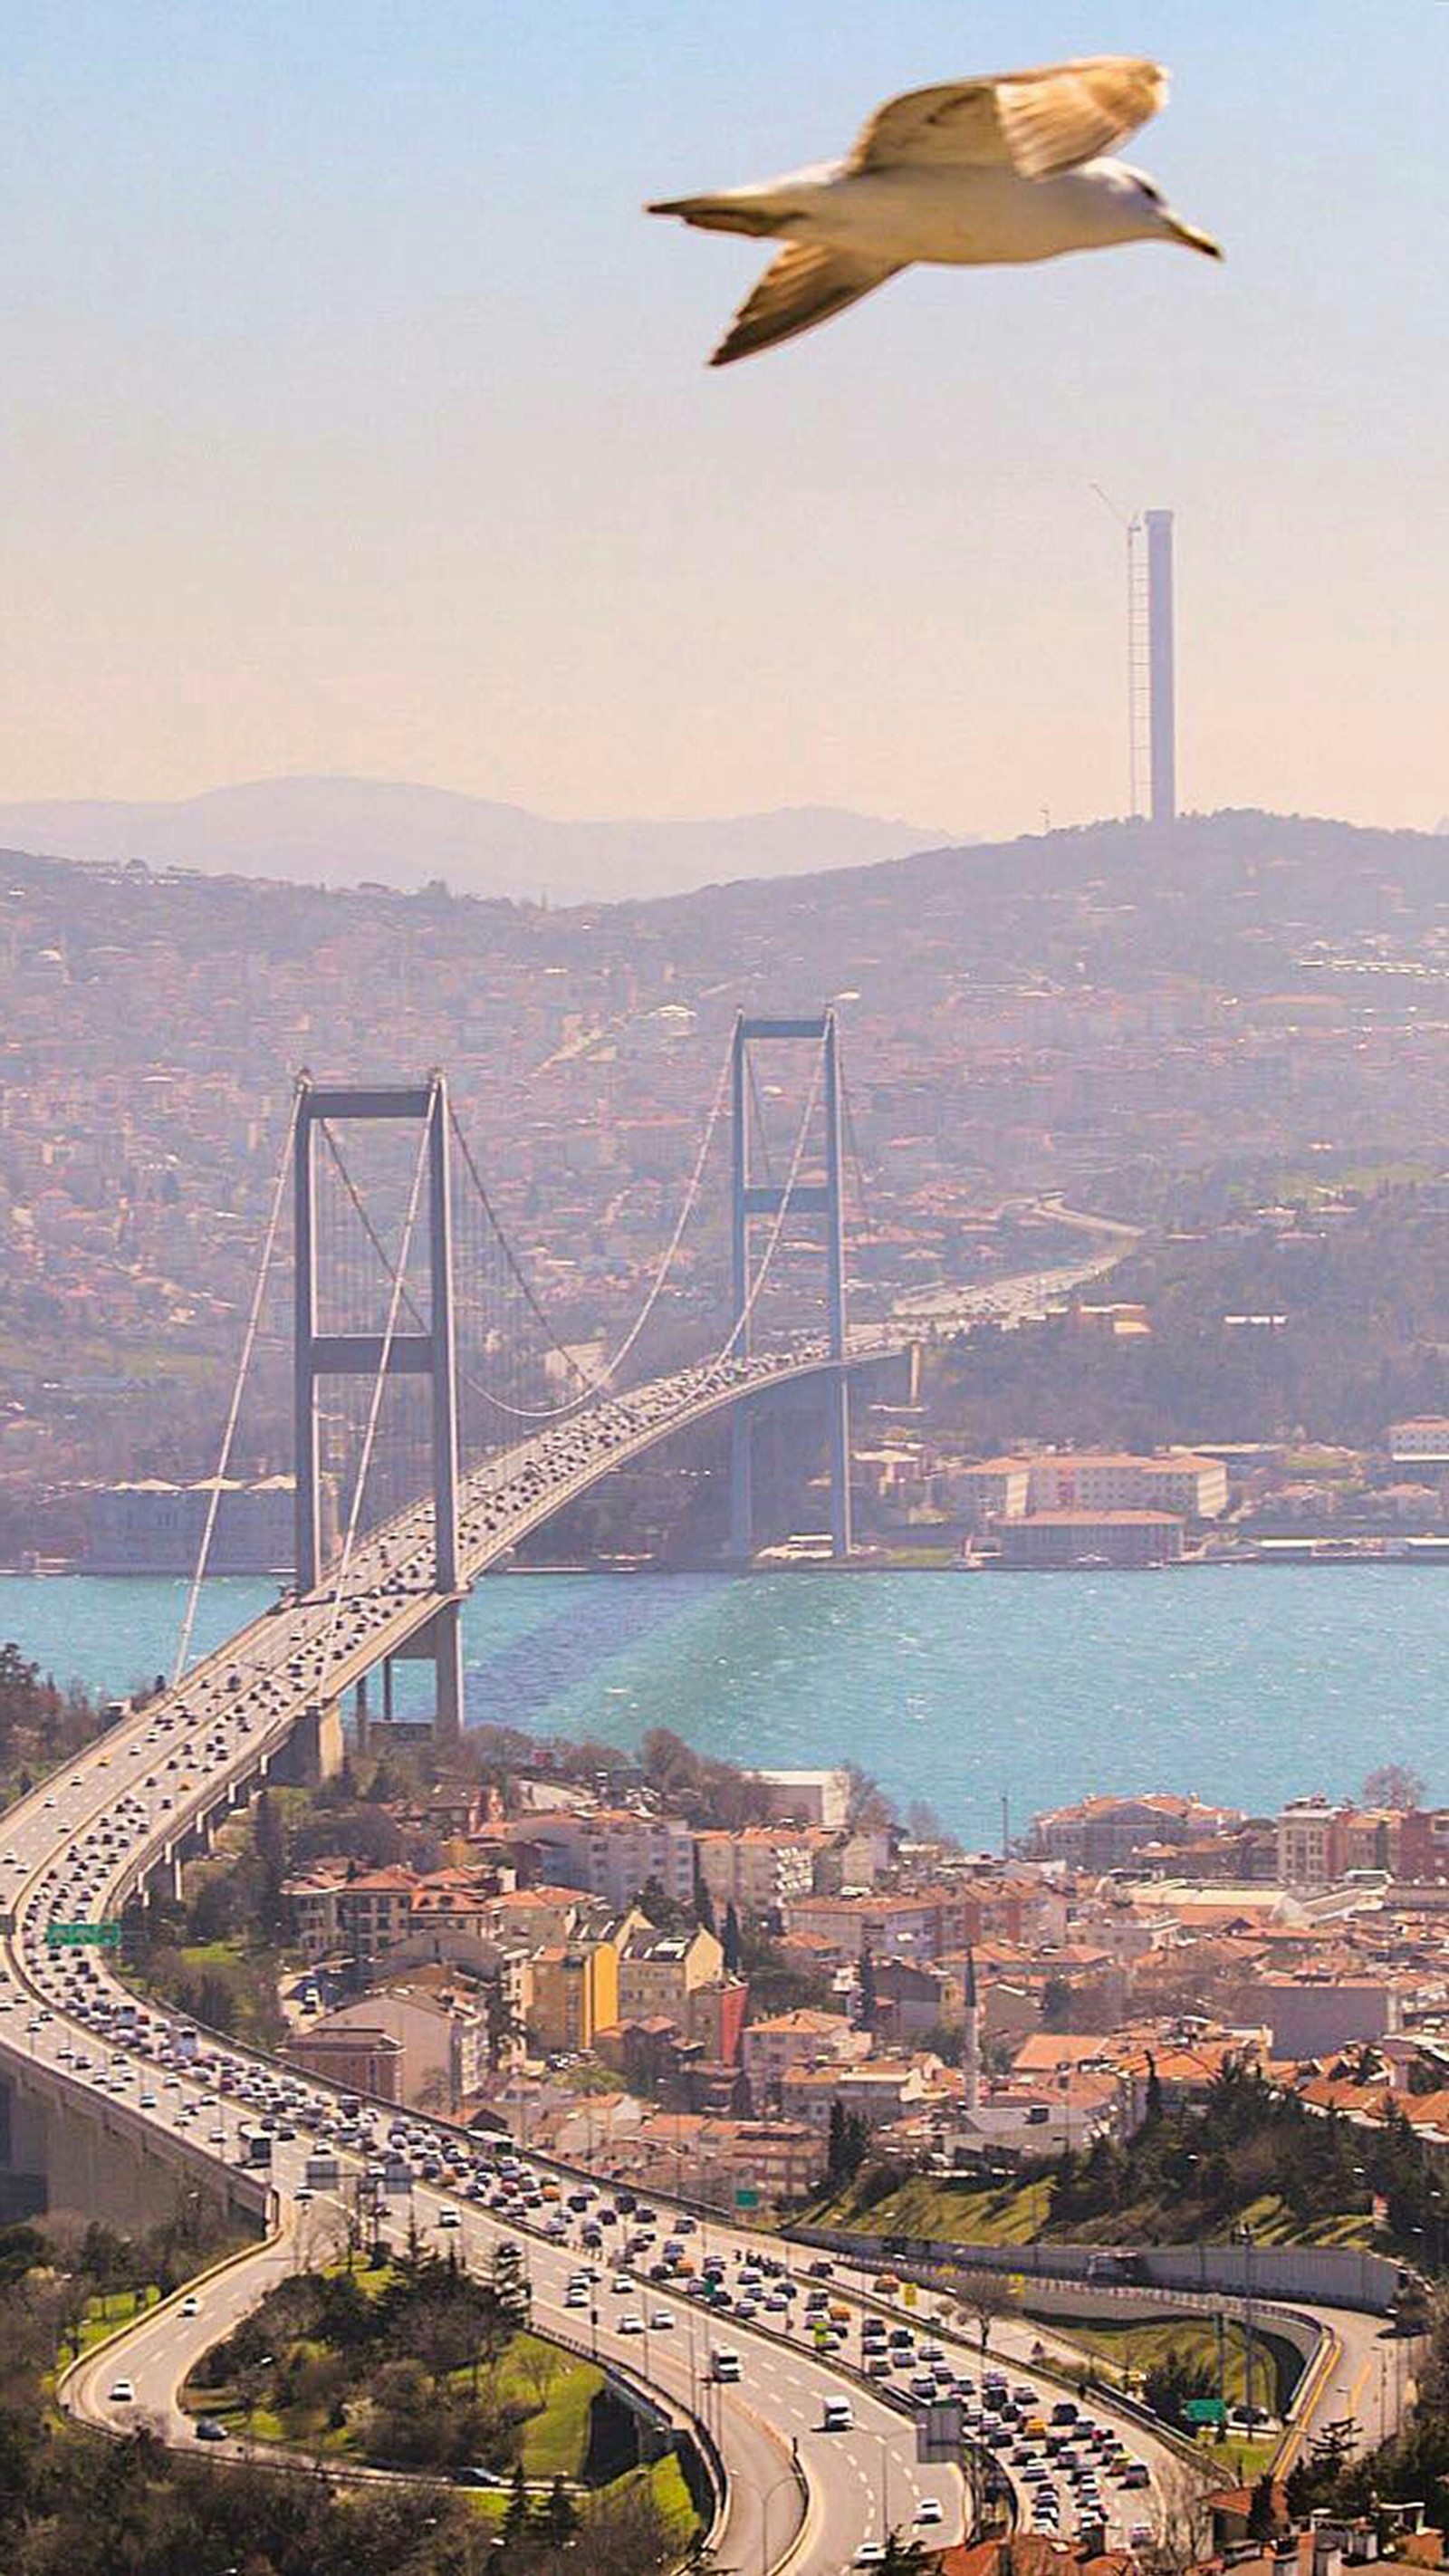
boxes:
[710,243,904,367]
[647,193,784,240]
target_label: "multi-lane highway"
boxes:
[4,1630,1398,2569]
[0,1262,1377,2569]
[0,1596,1195,2571]
[0,1447,959,2571]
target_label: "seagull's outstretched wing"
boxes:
[710,242,902,367]
[851,56,1167,182]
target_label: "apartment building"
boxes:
[1398,1809,1449,1884]
[616,1920,723,2022]
[284,1869,349,1963]
[962,1450,1228,1527]
[530,1928,624,2054]
[1261,1974,1401,2060]
[781,2055,938,2138]
[284,1865,527,1965]
[685,1976,750,2071]
[871,1957,966,2043]
[695,1826,814,1918]
[1389,1419,1449,1466]
[958,1457,1032,1533]
[289,1985,488,2111]
[1032,1793,1245,1871]
[782,1888,972,1964]
[283,1866,417,1964]
[741,2008,868,2108]
[1024,1451,1229,1520]
[283,2022,404,2102]
[1276,1797,1349,1889]
[527,1808,696,1911]
[998,1510,1184,1569]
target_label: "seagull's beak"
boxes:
[1168,216,1223,261]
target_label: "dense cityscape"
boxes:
[3,807,1445,1569]
[0,797,1444,2576]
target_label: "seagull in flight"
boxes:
[649,56,1221,366]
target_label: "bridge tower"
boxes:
[293,1073,465,1745]
[729,1011,852,1562]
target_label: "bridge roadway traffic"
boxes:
[0,1284,1220,2566]
[0,1656,1371,2566]
[0,1482,1182,2558]
[5,1686,963,2572]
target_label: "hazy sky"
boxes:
[4,3,1445,843]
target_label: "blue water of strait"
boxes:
[1,1567,1444,1847]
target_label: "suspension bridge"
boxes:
[170,1008,917,1773]
[0,1015,1393,2571]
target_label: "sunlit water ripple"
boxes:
[2,1567,1444,1844]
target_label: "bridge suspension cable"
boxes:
[443,1026,737,1421]
[313,1104,576,1437]
[839,1054,892,1328]
[172,1087,301,1687]
[320,1101,433,1667]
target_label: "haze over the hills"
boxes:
[0,776,954,903]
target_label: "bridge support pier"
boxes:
[826,1367,853,1560]
[381,1603,465,1750]
[273,1699,343,1788]
[433,1599,465,1750]
[729,1400,754,1564]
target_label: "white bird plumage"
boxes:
[648,55,1222,367]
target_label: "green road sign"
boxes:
[44,1921,120,1949]
[1185,2398,1227,2427]
[734,2186,761,2210]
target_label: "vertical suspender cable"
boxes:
[446,1025,734,1417]
[172,1087,302,1687]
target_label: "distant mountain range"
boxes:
[0,775,954,902]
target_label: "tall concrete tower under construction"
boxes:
[1145,508,1176,824]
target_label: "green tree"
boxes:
[1144,2350,1217,2433]
[859,1946,878,2033]
[541,2473,579,2546]
[722,1901,742,1975]
[1247,2474,1280,2542]
[254,1787,288,1935]
[1041,1974,1073,2032]
[0,1642,46,1756]
[502,2459,531,2543]
[637,1874,692,1932]
[826,2100,870,2185]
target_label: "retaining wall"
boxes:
[792,2224,1401,2316]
